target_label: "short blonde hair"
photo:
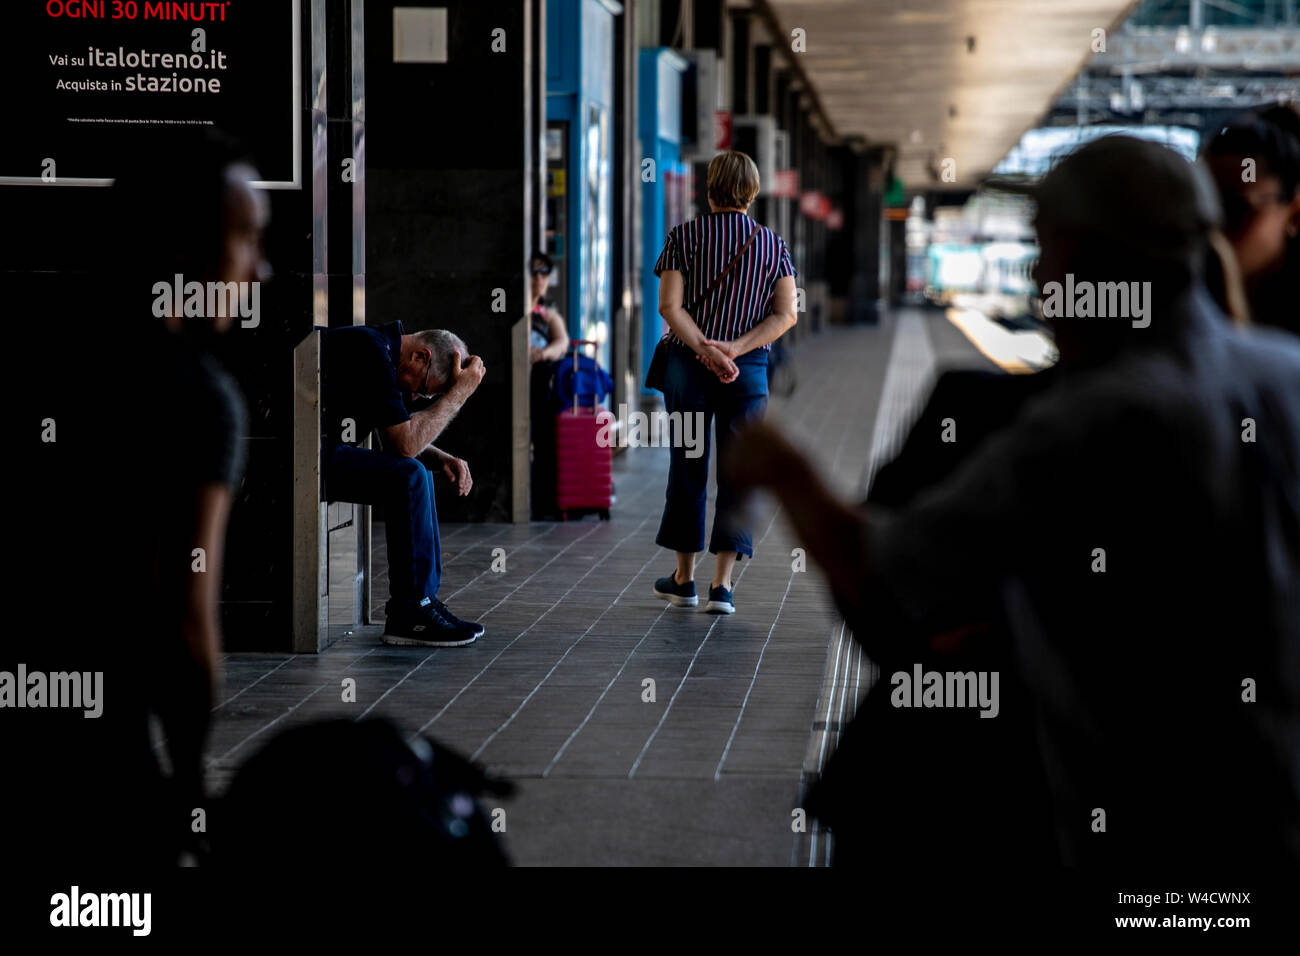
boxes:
[707,151,761,210]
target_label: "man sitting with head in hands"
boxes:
[322,322,486,646]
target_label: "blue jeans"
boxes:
[324,444,442,614]
[656,341,769,559]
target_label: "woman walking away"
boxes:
[650,150,798,614]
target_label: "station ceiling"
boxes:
[764,0,1139,187]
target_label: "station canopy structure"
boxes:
[764,0,1139,188]
[762,0,1299,188]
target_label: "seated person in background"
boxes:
[528,251,569,518]
[528,251,570,363]
[321,323,487,647]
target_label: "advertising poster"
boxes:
[1,1,299,186]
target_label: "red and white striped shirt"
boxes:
[653,211,796,349]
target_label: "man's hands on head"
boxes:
[447,350,486,398]
[385,349,484,458]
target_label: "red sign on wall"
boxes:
[771,169,799,199]
[799,190,831,220]
[714,112,732,151]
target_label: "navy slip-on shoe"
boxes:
[653,571,698,608]
[705,585,735,615]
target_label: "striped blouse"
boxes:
[653,211,796,349]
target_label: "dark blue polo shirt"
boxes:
[321,320,411,449]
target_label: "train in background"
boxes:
[910,240,1043,328]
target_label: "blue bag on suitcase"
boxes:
[552,352,613,410]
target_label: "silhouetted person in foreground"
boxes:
[14,132,262,868]
[731,136,1300,872]
[806,364,1062,868]
[214,718,512,870]
[111,133,263,863]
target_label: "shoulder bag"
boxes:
[644,224,760,391]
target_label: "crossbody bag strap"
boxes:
[684,224,760,314]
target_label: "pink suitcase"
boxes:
[555,340,612,520]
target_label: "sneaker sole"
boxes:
[447,624,487,638]
[652,587,698,608]
[705,601,735,614]
[381,631,479,647]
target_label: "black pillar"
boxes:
[364,1,534,524]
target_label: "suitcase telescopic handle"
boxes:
[569,339,598,414]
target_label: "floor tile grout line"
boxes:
[468,545,665,762]
[439,523,567,605]
[204,648,381,767]
[542,604,671,778]
[407,514,653,739]
[211,655,298,713]
[373,519,600,610]
[626,503,783,779]
[439,524,513,568]
[354,649,441,721]
[713,571,797,781]
[470,522,609,621]
[209,682,329,768]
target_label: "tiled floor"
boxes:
[207,312,992,865]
